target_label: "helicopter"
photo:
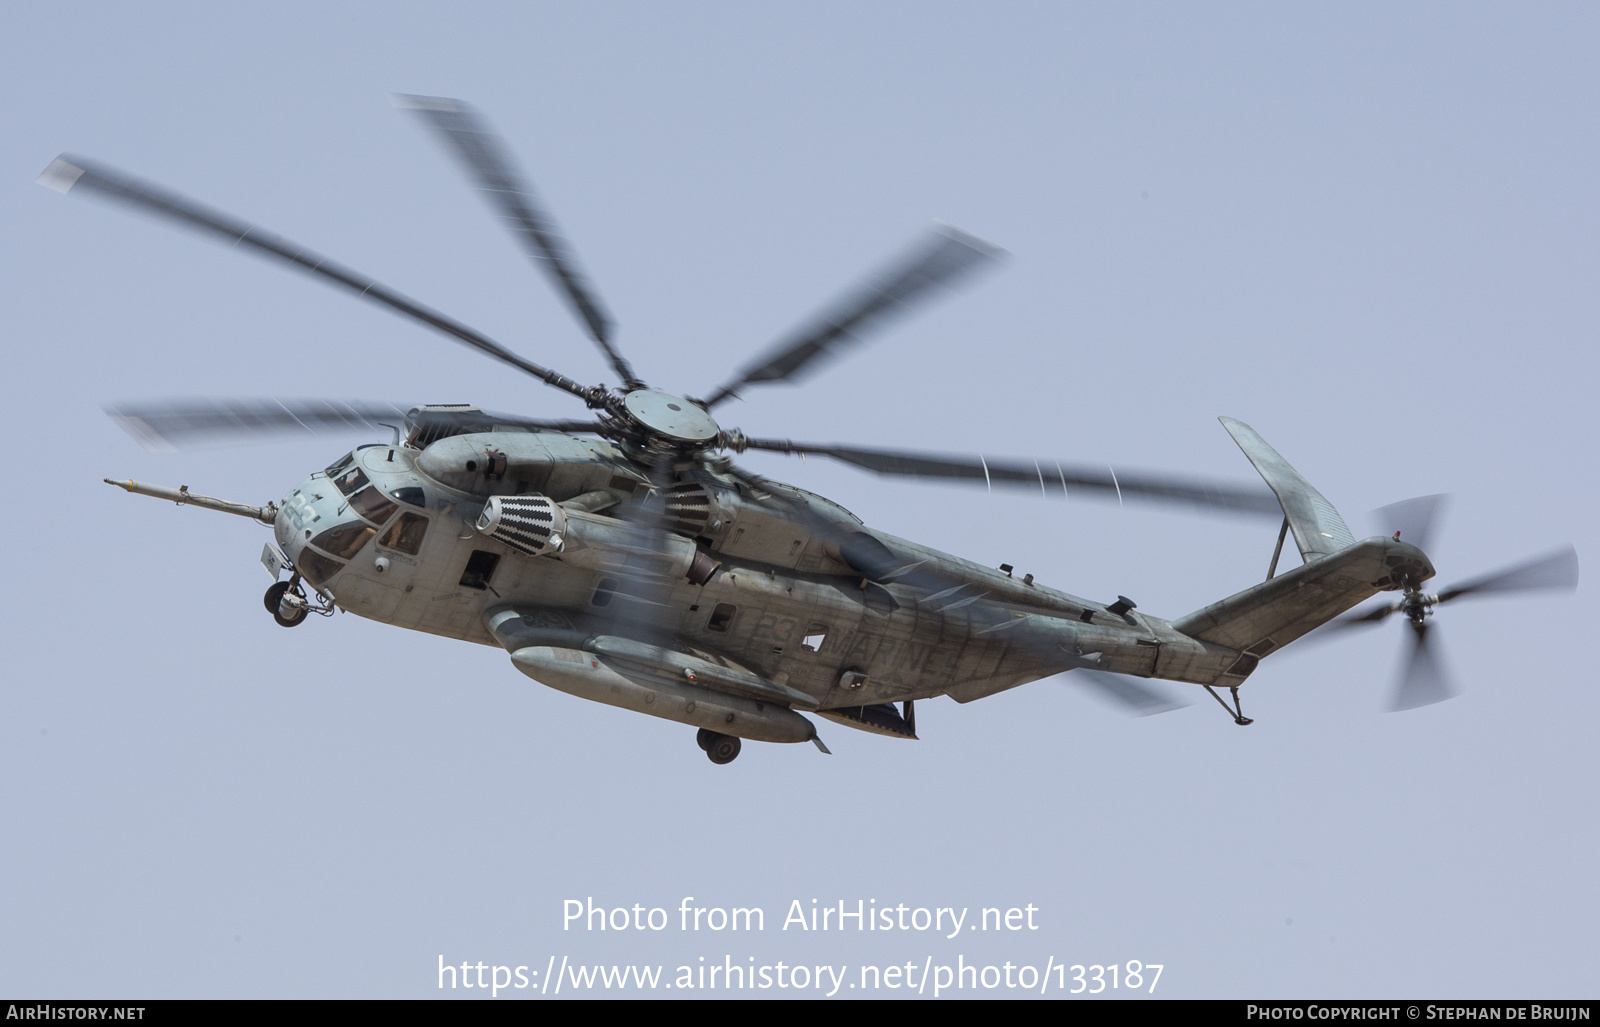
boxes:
[45,95,1579,764]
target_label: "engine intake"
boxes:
[476,495,568,555]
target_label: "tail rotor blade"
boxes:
[1437,545,1579,604]
[1373,494,1448,552]
[1390,622,1456,712]
[1324,601,1403,633]
[1294,600,1402,649]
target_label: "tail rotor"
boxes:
[1326,494,1577,711]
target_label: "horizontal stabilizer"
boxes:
[1220,417,1354,562]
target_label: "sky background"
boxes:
[1,1,1595,999]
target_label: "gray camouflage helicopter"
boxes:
[45,96,1578,763]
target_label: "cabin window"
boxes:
[349,485,398,525]
[459,550,501,591]
[801,625,828,652]
[378,512,429,555]
[707,603,737,632]
[311,521,376,560]
[591,578,618,607]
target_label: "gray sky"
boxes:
[2,1,1595,999]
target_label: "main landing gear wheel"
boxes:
[701,732,741,765]
[263,581,308,628]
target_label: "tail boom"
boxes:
[1172,536,1434,682]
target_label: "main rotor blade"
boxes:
[586,454,686,646]
[1436,545,1579,604]
[703,224,1005,408]
[722,461,966,595]
[736,439,1282,517]
[1068,670,1189,716]
[1373,494,1448,552]
[104,398,605,451]
[396,95,638,388]
[39,156,601,406]
[1390,622,1456,711]
[107,399,406,451]
[726,460,1188,691]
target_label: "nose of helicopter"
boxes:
[274,473,351,580]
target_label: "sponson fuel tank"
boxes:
[485,608,823,744]
[508,646,820,744]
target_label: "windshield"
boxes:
[333,466,369,497]
[349,486,398,525]
[311,521,377,560]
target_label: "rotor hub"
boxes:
[1399,585,1438,626]
[621,389,720,444]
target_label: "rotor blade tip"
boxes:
[931,221,1007,260]
[392,93,465,113]
[1389,691,1458,713]
[37,156,86,194]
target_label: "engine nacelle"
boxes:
[475,495,568,556]
[475,499,721,586]
[415,430,647,500]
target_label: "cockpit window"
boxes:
[311,521,377,560]
[297,548,344,586]
[333,466,369,497]
[391,486,425,507]
[349,485,398,525]
[324,452,355,479]
[378,512,429,555]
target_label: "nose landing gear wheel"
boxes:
[263,581,308,628]
[701,732,741,765]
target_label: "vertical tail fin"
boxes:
[1172,420,1433,676]
[1219,417,1354,561]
